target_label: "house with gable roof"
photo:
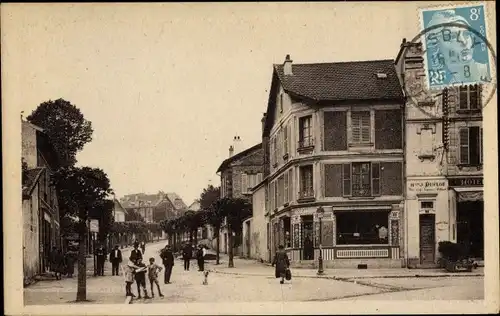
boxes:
[258,55,406,268]
[22,120,61,282]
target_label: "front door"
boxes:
[301,216,314,260]
[419,214,436,265]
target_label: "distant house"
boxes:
[120,191,187,223]
[216,138,264,255]
[22,120,61,282]
[113,199,127,222]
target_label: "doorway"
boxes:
[245,221,251,258]
[301,215,314,260]
[419,214,436,265]
[457,201,484,259]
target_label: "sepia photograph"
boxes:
[2,2,498,315]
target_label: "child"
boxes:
[134,258,150,299]
[124,261,137,297]
[148,258,164,298]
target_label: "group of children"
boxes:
[124,257,164,299]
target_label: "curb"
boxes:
[212,270,484,280]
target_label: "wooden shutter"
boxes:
[284,172,289,203]
[361,112,371,143]
[469,126,480,165]
[459,87,468,109]
[324,164,343,197]
[283,124,288,155]
[479,127,483,164]
[324,111,347,151]
[342,163,352,196]
[288,169,294,202]
[288,124,292,155]
[351,111,370,143]
[459,128,469,164]
[371,162,381,196]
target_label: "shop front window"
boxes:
[283,217,291,248]
[336,211,390,245]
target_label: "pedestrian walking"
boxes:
[130,242,143,263]
[196,245,206,272]
[160,245,174,284]
[272,245,290,284]
[141,241,146,254]
[64,251,76,278]
[95,244,106,276]
[124,260,138,298]
[109,245,123,276]
[182,243,192,271]
[147,258,164,298]
[54,248,65,280]
[134,258,150,299]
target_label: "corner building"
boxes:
[261,55,405,268]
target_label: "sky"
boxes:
[2,2,472,205]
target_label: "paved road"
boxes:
[24,241,484,305]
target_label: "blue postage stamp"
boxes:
[420,3,491,89]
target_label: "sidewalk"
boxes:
[208,254,484,280]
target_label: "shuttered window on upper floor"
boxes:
[351,111,371,144]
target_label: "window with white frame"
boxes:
[458,85,480,110]
[351,111,371,144]
[299,165,314,198]
[459,126,482,165]
[298,116,313,148]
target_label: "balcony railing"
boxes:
[297,189,315,202]
[297,137,314,153]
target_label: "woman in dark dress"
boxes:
[65,251,76,277]
[272,245,290,284]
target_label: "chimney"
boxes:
[261,112,267,135]
[284,54,293,76]
[233,135,242,155]
[229,145,234,157]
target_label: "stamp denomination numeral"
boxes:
[464,65,471,78]
[429,70,446,84]
[469,8,481,21]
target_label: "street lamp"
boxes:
[316,206,325,275]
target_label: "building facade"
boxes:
[113,199,127,222]
[396,40,484,267]
[217,139,264,254]
[261,55,405,268]
[22,121,61,281]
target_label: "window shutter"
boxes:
[477,84,482,110]
[459,128,469,164]
[469,85,479,109]
[361,112,371,143]
[283,124,288,155]
[469,126,480,165]
[459,86,468,109]
[342,163,352,196]
[288,169,294,202]
[284,172,289,203]
[351,112,361,143]
[480,127,483,164]
[372,162,381,196]
[288,124,292,154]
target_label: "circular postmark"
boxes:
[400,22,497,119]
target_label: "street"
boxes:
[24,241,484,305]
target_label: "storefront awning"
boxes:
[454,187,483,202]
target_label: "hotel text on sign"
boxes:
[449,177,483,187]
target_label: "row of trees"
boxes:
[26,99,114,302]
[160,185,252,268]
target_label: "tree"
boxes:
[207,198,230,265]
[223,198,251,268]
[52,166,113,302]
[198,185,221,261]
[26,99,93,167]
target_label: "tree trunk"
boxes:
[76,220,87,301]
[215,226,220,265]
[228,225,234,268]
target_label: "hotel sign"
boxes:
[408,180,447,193]
[449,177,483,187]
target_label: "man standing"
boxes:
[130,242,143,264]
[182,243,192,271]
[196,245,206,272]
[95,244,106,276]
[109,245,123,276]
[160,245,174,284]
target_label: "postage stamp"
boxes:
[420,3,491,89]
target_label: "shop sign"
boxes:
[89,219,99,233]
[408,180,447,193]
[449,177,483,187]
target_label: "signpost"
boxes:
[89,220,99,276]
